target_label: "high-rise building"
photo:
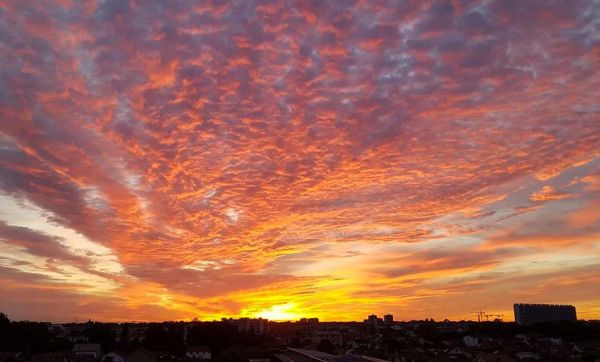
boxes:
[513,303,577,325]
[384,314,393,324]
[365,314,379,326]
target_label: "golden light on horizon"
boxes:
[255,303,301,322]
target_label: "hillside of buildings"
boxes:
[1,312,600,361]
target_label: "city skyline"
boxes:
[0,305,585,324]
[1,0,600,323]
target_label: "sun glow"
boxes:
[255,303,300,321]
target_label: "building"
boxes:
[274,348,388,362]
[312,330,343,346]
[298,318,319,324]
[514,352,542,360]
[365,315,380,326]
[30,353,70,362]
[513,303,577,325]
[73,344,102,360]
[221,317,269,334]
[186,345,211,360]
[124,349,157,362]
[102,352,124,362]
[383,314,393,324]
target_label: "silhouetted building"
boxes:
[365,315,378,326]
[513,303,577,325]
[186,345,210,360]
[102,352,124,362]
[73,344,101,360]
[299,317,319,324]
[221,317,269,334]
[31,353,70,362]
[384,314,393,324]
[124,349,156,362]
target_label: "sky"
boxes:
[0,0,599,323]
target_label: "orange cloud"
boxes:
[530,185,570,202]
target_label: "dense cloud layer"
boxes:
[0,0,599,322]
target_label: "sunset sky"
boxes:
[1,0,599,323]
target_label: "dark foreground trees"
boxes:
[0,313,51,353]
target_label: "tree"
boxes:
[290,337,302,348]
[3,321,51,352]
[316,339,335,354]
[215,346,251,362]
[143,323,185,355]
[0,312,9,326]
[0,312,10,350]
[120,323,130,344]
[84,322,116,349]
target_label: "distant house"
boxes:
[30,353,69,362]
[446,347,470,358]
[74,355,96,362]
[361,357,389,362]
[73,344,102,360]
[124,349,157,362]
[473,352,513,362]
[0,352,18,362]
[274,348,390,362]
[515,352,541,360]
[312,330,343,346]
[66,326,89,343]
[102,352,125,362]
[571,345,584,354]
[186,346,211,360]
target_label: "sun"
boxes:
[255,303,300,321]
